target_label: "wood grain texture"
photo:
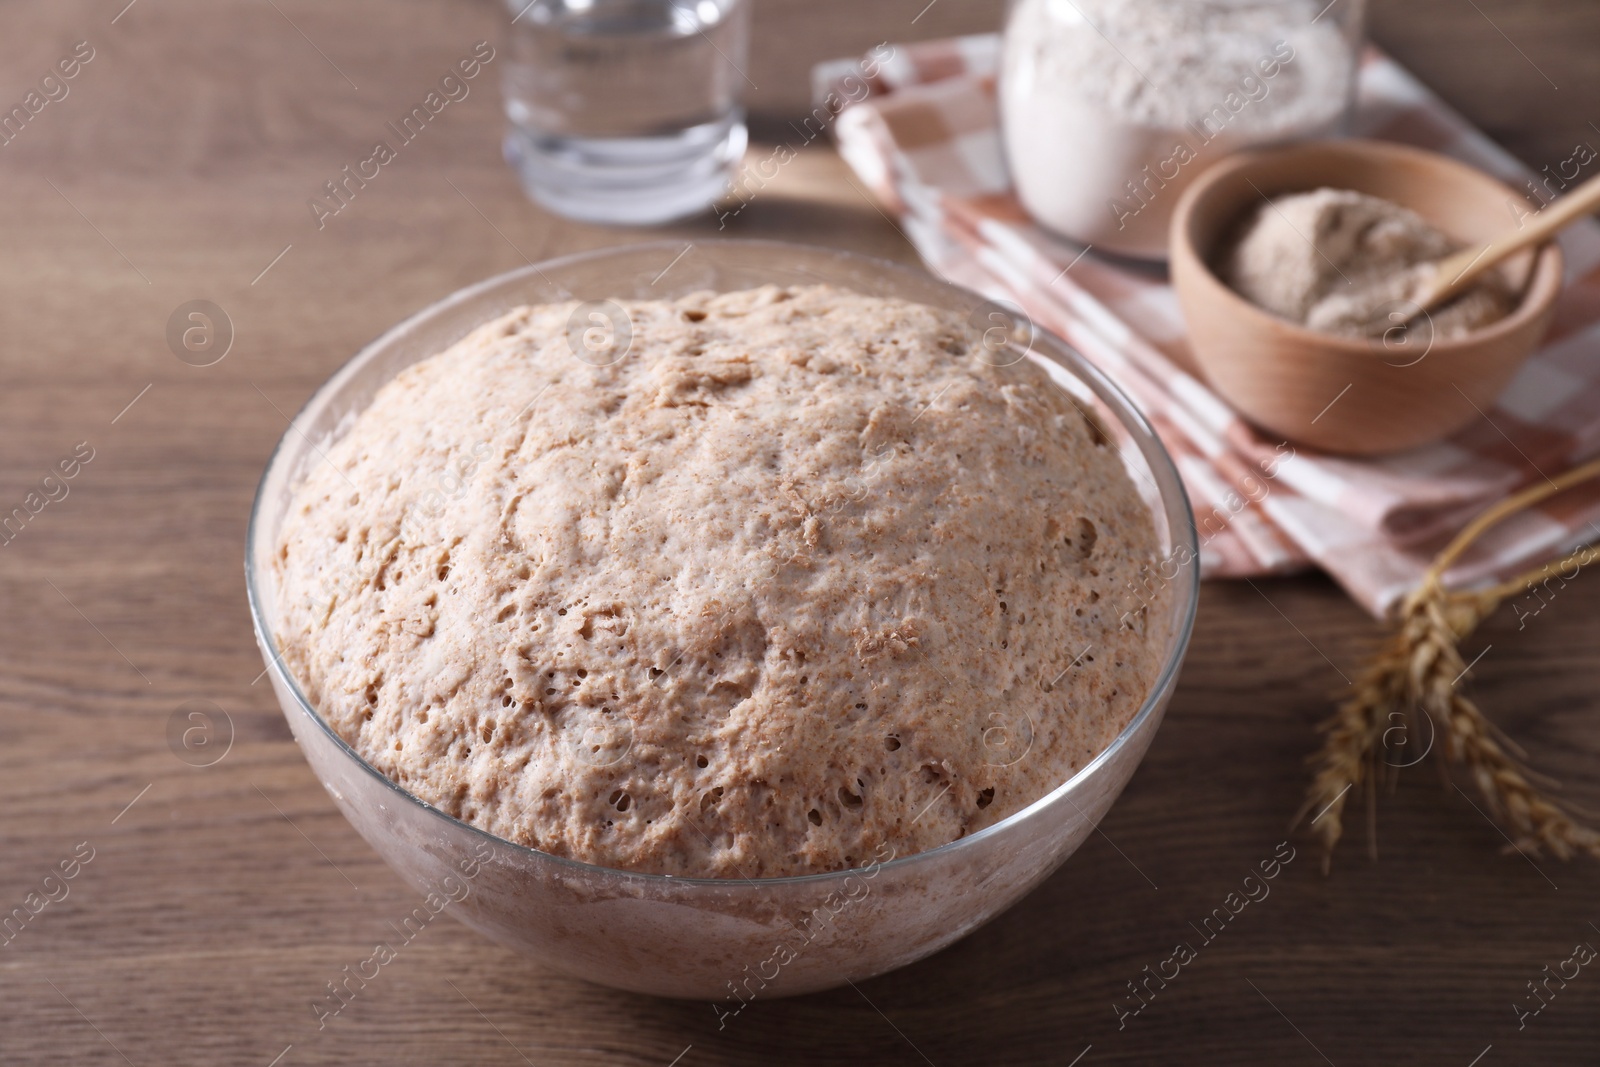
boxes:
[1,1,1598,1064]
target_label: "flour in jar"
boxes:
[1000,0,1359,259]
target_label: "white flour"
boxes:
[1000,0,1358,258]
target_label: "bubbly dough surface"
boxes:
[273,285,1166,877]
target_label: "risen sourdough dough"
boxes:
[273,285,1166,878]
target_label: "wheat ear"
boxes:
[1302,455,1600,869]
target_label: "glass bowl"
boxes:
[245,239,1197,999]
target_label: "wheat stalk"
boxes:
[1299,624,1401,871]
[1301,456,1600,869]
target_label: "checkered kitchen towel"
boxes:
[817,36,1600,617]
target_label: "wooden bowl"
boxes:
[1169,139,1564,455]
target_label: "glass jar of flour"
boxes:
[1000,0,1364,259]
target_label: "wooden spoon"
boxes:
[1415,168,1600,311]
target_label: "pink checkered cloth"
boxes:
[818,36,1600,617]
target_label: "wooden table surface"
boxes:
[4,1,1599,1064]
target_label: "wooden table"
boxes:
[4,1,1599,1064]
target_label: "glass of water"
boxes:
[500,0,751,225]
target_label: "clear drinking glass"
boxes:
[499,0,750,225]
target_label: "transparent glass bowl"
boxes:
[245,240,1198,999]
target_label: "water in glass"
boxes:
[500,0,750,225]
